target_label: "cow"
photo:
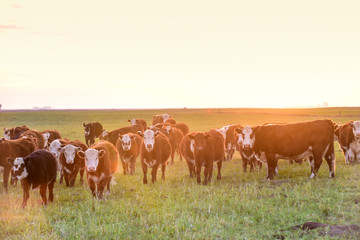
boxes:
[4,125,29,140]
[21,129,45,149]
[100,125,144,146]
[337,121,360,164]
[241,120,336,180]
[162,125,184,164]
[77,141,119,199]
[49,139,70,183]
[235,126,263,172]
[41,130,62,149]
[152,113,173,125]
[187,130,225,185]
[138,129,171,184]
[165,118,177,124]
[128,118,147,131]
[217,124,242,160]
[0,137,36,192]
[60,140,87,187]
[83,122,104,147]
[7,149,57,208]
[116,133,142,175]
[180,134,196,178]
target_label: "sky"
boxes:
[0,0,359,109]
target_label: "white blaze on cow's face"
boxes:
[84,125,91,136]
[237,126,255,150]
[143,129,156,152]
[63,144,80,164]
[84,149,100,172]
[43,132,50,148]
[11,157,28,180]
[49,139,62,160]
[100,130,109,139]
[130,119,136,125]
[164,126,172,135]
[162,114,171,123]
[121,134,132,151]
[4,128,11,140]
[352,121,360,139]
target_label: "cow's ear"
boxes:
[7,158,15,165]
[235,128,243,134]
[77,150,85,159]
[350,122,354,127]
[75,147,82,152]
[98,150,106,158]
[130,135,136,140]
[188,134,195,140]
[137,131,144,137]
[83,123,86,127]
[128,119,131,123]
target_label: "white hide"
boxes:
[237,126,255,149]
[143,130,156,152]
[84,149,100,172]
[4,128,11,140]
[353,121,360,138]
[129,119,136,125]
[12,157,28,180]
[217,125,229,141]
[49,139,63,170]
[101,130,109,138]
[43,132,51,148]
[162,114,171,123]
[121,134,132,151]
[63,144,81,164]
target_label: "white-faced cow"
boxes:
[49,139,70,183]
[116,133,142,175]
[83,122,104,147]
[77,141,119,199]
[128,118,147,131]
[0,137,36,192]
[41,130,62,149]
[162,125,184,164]
[100,125,144,146]
[187,130,225,185]
[8,149,57,208]
[138,129,171,184]
[4,125,29,140]
[60,140,87,187]
[337,121,360,164]
[217,124,242,160]
[243,120,335,180]
[235,126,262,172]
[152,113,173,125]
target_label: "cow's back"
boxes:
[152,133,171,162]
[338,122,354,147]
[207,130,225,161]
[22,129,45,149]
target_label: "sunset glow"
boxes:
[0,0,359,109]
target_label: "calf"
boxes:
[138,130,171,184]
[42,130,62,149]
[248,120,335,180]
[152,113,173,125]
[116,133,142,175]
[21,129,45,149]
[235,126,262,172]
[337,121,360,164]
[77,141,119,199]
[217,124,242,160]
[60,140,87,187]
[188,130,225,185]
[49,139,70,183]
[163,125,184,164]
[128,118,147,131]
[180,134,196,178]
[0,137,36,192]
[4,125,29,140]
[100,125,144,146]
[83,122,104,147]
[7,149,57,208]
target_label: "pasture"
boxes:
[1,108,360,239]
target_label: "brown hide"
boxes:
[116,133,142,175]
[180,134,195,178]
[102,125,144,146]
[163,126,184,164]
[21,129,45,149]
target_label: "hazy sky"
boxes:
[0,0,359,109]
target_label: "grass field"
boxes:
[1,108,360,239]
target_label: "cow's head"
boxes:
[119,134,135,151]
[83,123,90,136]
[163,125,172,135]
[49,139,63,160]
[77,148,105,172]
[8,157,28,180]
[128,119,136,125]
[351,121,360,139]
[235,126,257,151]
[216,125,229,140]
[62,144,81,164]
[99,130,109,140]
[162,114,172,123]
[138,129,159,152]
[43,132,51,148]
[188,132,210,153]
[4,128,12,140]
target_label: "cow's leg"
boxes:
[161,163,166,181]
[217,160,222,180]
[186,160,194,178]
[59,169,64,184]
[249,159,254,172]
[242,158,248,173]
[266,154,276,180]
[21,180,31,208]
[121,160,127,175]
[3,165,11,193]
[151,164,159,183]
[178,149,183,161]
[79,168,85,185]
[254,157,262,171]
[325,144,336,178]
[195,163,202,184]
[85,137,89,147]
[39,184,47,205]
[48,179,55,203]
[97,181,106,200]
[310,152,323,178]
[64,172,70,187]
[141,161,148,184]
[203,161,213,185]
[70,168,79,187]
[170,149,175,165]
[105,176,112,196]
[130,159,136,175]
[88,178,96,197]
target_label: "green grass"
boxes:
[1,108,360,239]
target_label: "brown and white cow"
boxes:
[116,133,142,175]
[83,122,104,147]
[138,129,171,184]
[337,121,360,164]
[21,129,45,149]
[100,125,144,146]
[0,137,36,192]
[128,118,147,131]
[4,125,30,140]
[8,149,57,208]
[243,120,336,180]
[217,124,242,160]
[162,125,184,164]
[235,126,262,172]
[49,139,70,184]
[42,130,62,149]
[60,140,87,187]
[187,130,225,185]
[77,141,119,199]
[152,113,173,125]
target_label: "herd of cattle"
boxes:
[1,113,360,208]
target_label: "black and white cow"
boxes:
[8,149,57,208]
[83,122,104,147]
